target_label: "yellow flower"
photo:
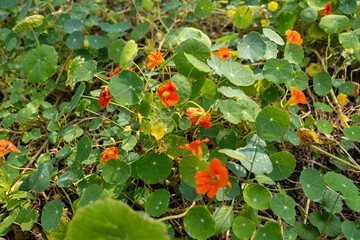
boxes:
[268,1,278,11]
[227,10,236,17]
[261,19,270,27]
[151,125,166,140]
[337,93,349,106]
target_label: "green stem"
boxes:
[82,95,136,114]
[156,201,196,222]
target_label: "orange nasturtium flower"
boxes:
[212,47,233,60]
[186,108,212,129]
[128,67,135,72]
[0,140,21,157]
[157,81,179,106]
[179,138,209,159]
[195,158,230,198]
[146,50,165,69]
[323,2,333,16]
[282,87,309,109]
[102,147,120,163]
[99,87,113,109]
[285,30,303,45]
[109,67,120,78]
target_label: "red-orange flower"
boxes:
[323,2,333,16]
[0,140,21,157]
[157,80,179,106]
[146,50,165,69]
[212,47,233,59]
[128,67,135,72]
[285,30,303,45]
[179,138,209,158]
[282,87,309,109]
[102,147,120,163]
[109,67,120,78]
[99,87,113,109]
[186,108,212,129]
[195,158,230,198]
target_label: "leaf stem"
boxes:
[156,201,196,222]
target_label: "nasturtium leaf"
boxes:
[316,119,333,134]
[342,221,360,240]
[179,155,208,188]
[15,205,38,231]
[62,125,83,142]
[56,145,72,159]
[237,32,266,62]
[108,39,125,63]
[244,184,271,210]
[194,0,213,18]
[72,60,96,84]
[64,19,83,33]
[264,41,279,59]
[324,172,359,198]
[89,118,103,131]
[262,86,279,102]
[22,45,58,83]
[216,128,237,149]
[300,168,326,201]
[120,40,138,68]
[184,52,211,72]
[29,162,52,193]
[237,146,273,175]
[105,22,131,33]
[254,222,282,240]
[270,194,296,225]
[232,216,255,239]
[145,189,170,217]
[189,78,217,110]
[221,59,255,86]
[284,226,298,240]
[121,135,137,151]
[313,102,333,112]
[237,97,261,122]
[179,180,202,201]
[232,6,253,29]
[213,206,234,235]
[184,206,215,240]
[344,125,360,141]
[136,152,172,184]
[294,221,319,240]
[218,99,243,124]
[164,135,188,157]
[276,11,296,35]
[41,200,65,231]
[66,31,85,50]
[88,35,111,49]
[313,71,332,96]
[319,189,342,214]
[65,199,170,240]
[255,106,291,142]
[207,55,223,76]
[108,70,143,106]
[216,177,240,200]
[268,152,296,181]
[76,135,91,162]
[339,0,357,14]
[102,159,131,185]
[12,14,44,33]
[310,211,341,237]
[78,184,108,208]
[284,43,304,64]
[339,82,355,95]
[0,0,19,8]
[177,27,212,48]
[170,75,191,105]
[300,8,318,22]
[218,86,246,99]
[319,15,349,34]
[263,28,284,45]
[130,22,150,41]
[263,58,293,84]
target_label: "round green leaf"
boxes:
[108,39,125,63]
[216,177,240,200]
[12,14,44,33]
[29,162,52,193]
[22,45,58,83]
[237,32,266,62]
[189,78,217,110]
[244,183,271,210]
[65,199,170,240]
[262,86,279,102]
[319,189,342,214]
[213,206,234,235]
[316,119,333,134]
[237,97,261,122]
[264,41,279,59]
[342,221,360,240]
[218,99,243,124]
[108,70,143,106]
[232,6,253,29]
[102,159,131,185]
[255,106,291,142]
[300,168,326,201]
[179,180,202,201]
[66,31,85,50]
[275,11,296,35]
[88,35,111,49]
[64,19,83,33]
[339,81,355,95]
[184,206,215,240]
[221,59,255,86]
[254,222,282,240]
[313,102,333,112]
[263,58,293,84]
[310,211,341,237]
[216,128,237,149]
[179,155,208,188]
[300,8,318,23]
[136,152,173,184]
[120,40,138,67]
[313,71,332,96]
[319,15,349,34]
[232,216,255,239]
[324,171,359,198]
[184,52,211,72]
[307,0,328,9]
[145,189,170,217]
[294,221,319,240]
[268,152,296,181]
[78,184,108,208]
[130,22,151,41]
[41,200,65,231]
[343,125,360,141]
[237,146,273,175]
[263,28,285,45]
[339,0,357,14]
[194,0,213,18]
[76,135,92,162]
[284,42,304,64]
[270,194,296,225]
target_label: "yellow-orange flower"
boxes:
[146,50,165,69]
[0,140,21,157]
[179,138,209,158]
[212,47,233,60]
[102,147,120,163]
[186,108,212,129]
[157,81,179,106]
[282,87,309,109]
[195,159,230,198]
[285,30,303,45]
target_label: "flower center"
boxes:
[209,174,220,184]
[107,150,115,158]
[162,91,171,98]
